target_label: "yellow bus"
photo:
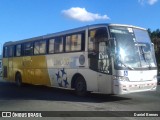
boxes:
[2,24,157,96]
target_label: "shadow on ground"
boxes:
[0,81,131,103]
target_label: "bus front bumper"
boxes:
[113,80,157,94]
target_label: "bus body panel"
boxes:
[5,55,51,86]
[3,58,15,81]
[46,52,87,88]
[13,57,23,82]
[115,70,157,82]
[22,55,50,86]
[97,73,112,94]
[113,70,157,94]
[77,69,98,92]
[113,79,157,94]
[2,58,9,80]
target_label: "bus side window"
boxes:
[24,42,33,56]
[15,44,21,56]
[34,40,46,55]
[8,46,14,57]
[88,28,108,53]
[3,47,8,58]
[66,33,82,52]
[49,37,63,53]
[88,30,96,52]
[49,39,55,54]
[55,37,63,53]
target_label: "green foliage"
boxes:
[148,29,160,39]
[148,28,160,70]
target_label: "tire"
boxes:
[75,76,87,96]
[15,73,22,87]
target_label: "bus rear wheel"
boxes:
[75,76,87,96]
[15,73,22,87]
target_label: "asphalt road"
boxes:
[0,77,159,120]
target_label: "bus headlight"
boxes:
[112,76,129,81]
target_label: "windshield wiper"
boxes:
[118,60,134,70]
[135,43,146,47]
[139,45,152,69]
[143,51,152,69]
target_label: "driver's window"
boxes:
[88,27,108,52]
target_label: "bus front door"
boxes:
[97,42,112,94]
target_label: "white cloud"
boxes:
[138,0,158,5]
[148,0,158,5]
[62,7,110,22]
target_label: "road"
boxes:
[0,77,159,120]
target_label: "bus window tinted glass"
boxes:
[88,28,108,52]
[34,40,46,55]
[16,45,21,56]
[89,30,96,51]
[8,46,14,57]
[49,39,55,53]
[4,47,8,58]
[66,34,82,52]
[24,43,33,56]
[55,37,63,53]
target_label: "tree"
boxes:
[147,28,152,37]
[148,28,160,69]
[156,29,160,38]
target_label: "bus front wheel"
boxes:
[75,76,87,96]
[15,73,22,87]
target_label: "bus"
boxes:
[2,23,157,96]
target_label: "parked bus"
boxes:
[2,24,157,96]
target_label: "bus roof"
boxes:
[4,23,146,46]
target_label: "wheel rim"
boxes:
[77,81,84,92]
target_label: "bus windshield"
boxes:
[109,26,157,69]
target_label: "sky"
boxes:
[0,0,160,52]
